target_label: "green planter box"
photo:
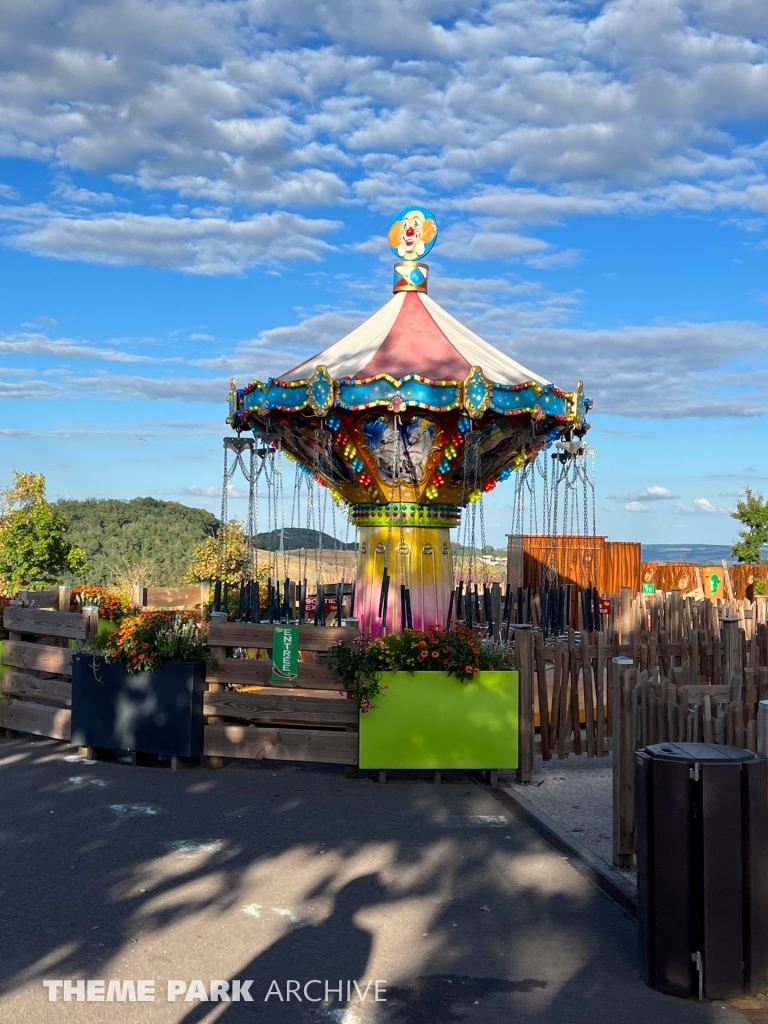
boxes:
[358,670,518,770]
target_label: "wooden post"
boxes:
[206,610,228,770]
[580,630,595,757]
[722,617,743,705]
[612,656,634,868]
[199,582,210,609]
[722,559,734,601]
[568,633,582,756]
[515,625,534,784]
[82,605,99,640]
[491,582,501,642]
[534,629,551,760]
[597,630,607,751]
[5,603,22,717]
[619,587,632,644]
[57,585,71,613]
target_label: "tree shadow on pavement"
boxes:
[0,737,741,1024]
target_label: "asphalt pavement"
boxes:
[0,734,748,1024]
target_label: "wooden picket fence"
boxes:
[512,591,768,867]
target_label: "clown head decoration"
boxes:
[388,206,437,261]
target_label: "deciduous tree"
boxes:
[730,488,768,564]
[0,472,87,594]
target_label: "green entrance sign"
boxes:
[272,626,299,682]
[642,582,656,595]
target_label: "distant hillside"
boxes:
[254,528,357,551]
[56,497,218,586]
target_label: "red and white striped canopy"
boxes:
[280,291,549,386]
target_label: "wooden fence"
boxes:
[0,606,360,769]
[0,606,98,741]
[12,586,71,610]
[6,590,768,814]
[512,591,768,867]
[130,584,210,610]
[507,534,642,594]
[204,620,359,767]
[642,560,768,601]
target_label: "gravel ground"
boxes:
[500,754,637,888]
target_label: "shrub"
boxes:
[327,626,511,710]
[84,611,214,673]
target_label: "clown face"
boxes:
[388,205,437,261]
[398,211,428,259]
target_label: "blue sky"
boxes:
[1,0,768,549]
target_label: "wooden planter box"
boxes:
[358,670,518,770]
[71,656,206,757]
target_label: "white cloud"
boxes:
[526,248,582,269]
[1,0,768,271]
[6,210,341,275]
[181,484,247,498]
[675,497,732,514]
[439,225,548,261]
[499,320,768,418]
[609,485,680,501]
[0,330,181,363]
[625,500,649,512]
[0,370,232,404]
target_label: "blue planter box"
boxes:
[71,655,206,758]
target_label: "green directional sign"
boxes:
[271,626,299,682]
[642,582,656,595]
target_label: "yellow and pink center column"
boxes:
[352,503,459,638]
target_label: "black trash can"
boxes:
[636,742,768,999]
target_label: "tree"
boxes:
[730,488,768,564]
[184,520,250,585]
[0,472,87,594]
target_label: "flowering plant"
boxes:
[84,610,214,673]
[327,626,510,711]
[70,585,127,622]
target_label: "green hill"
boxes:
[56,497,218,586]
[253,528,357,551]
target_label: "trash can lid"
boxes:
[644,742,764,764]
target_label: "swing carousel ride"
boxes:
[221,206,592,637]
